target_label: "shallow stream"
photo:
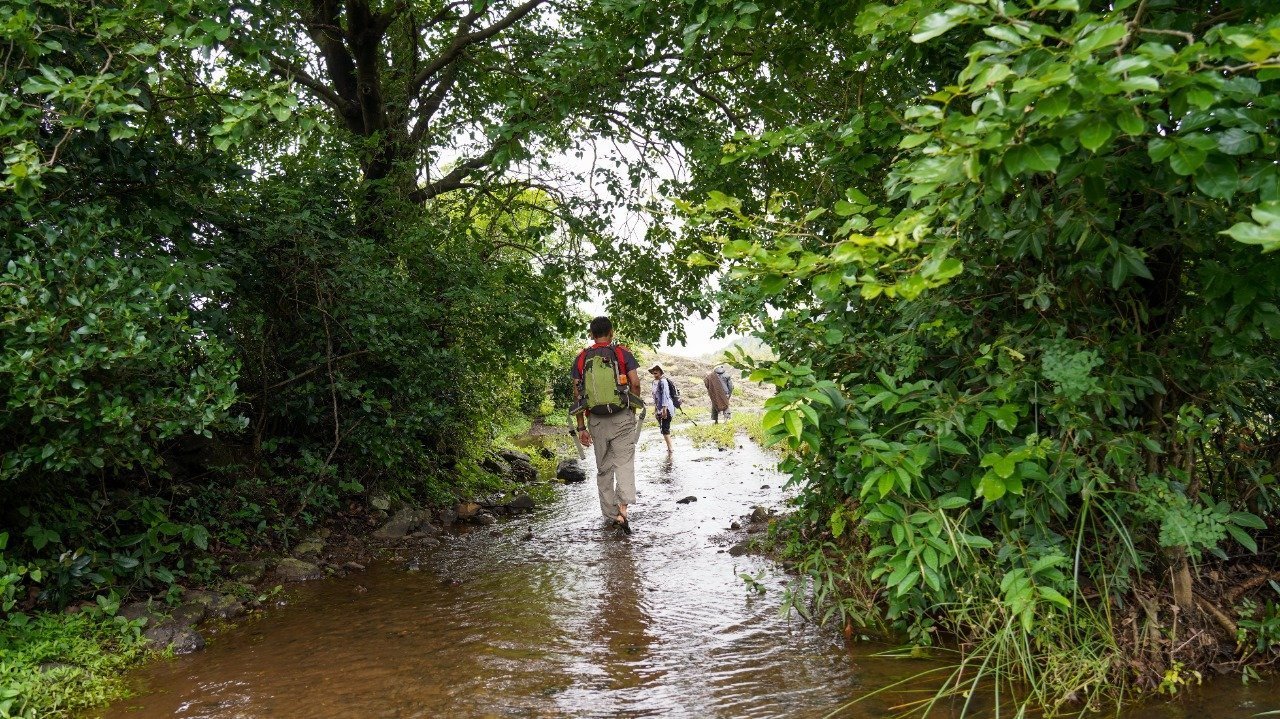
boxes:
[98,430,1279,718]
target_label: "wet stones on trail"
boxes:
[372,507,438,540]
[482,447,538,484]
[556,459,587,483]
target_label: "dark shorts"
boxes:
[658,413,672,435]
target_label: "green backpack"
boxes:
[575,344,630,415]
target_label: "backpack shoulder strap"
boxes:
[575,348,588,376]
[613,345,628,371]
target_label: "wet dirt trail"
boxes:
[98,429,1280,719]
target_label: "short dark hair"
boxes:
[589,316,613,338]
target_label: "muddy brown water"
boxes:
[98,430,1279,719]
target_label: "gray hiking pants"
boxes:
[588,409,637,520]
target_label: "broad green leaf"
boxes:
[979,472,1007,502]
[1167,142,1206,176]
[1225,524,1258,553]
[993,455,1017,479]
[1004,144,1061,175]
[1116,110,1146,135]
[783,411,803,440]
[1080,122,1113,152]
[1229,511,1267,530]
[911,5,979,43]
[1194,157,1239,199]
[760,274,787,295]
[1217,128,1258,156]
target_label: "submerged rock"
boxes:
[273,558,322,582]
[728,541,751,557]
[474,510,498,526]
[556,460,587,483]
[677,496,697,504]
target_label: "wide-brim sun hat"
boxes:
[648,364,663,373]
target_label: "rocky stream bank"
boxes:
[115,446,588,659]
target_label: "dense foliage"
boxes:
[1,0,715,620]
[674,0,1280,707]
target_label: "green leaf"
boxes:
[1117,112,1146,136]
[962,534,994,550]
[1217,128,1258,156]
[1194,157,1239,199]
[979,472,1007,502]
[783,411,803,440]
[1079,122,1113,152]
[1229,511,1267,530]
[911,5,979,43]
[1038,586,1072,609]
[760,274,787,295]
[878,470,896,497]
[705,190,741,213]
[1076,24,1128,54]
[1222,217,1280,253]
[1168,142,1207,176]
[993,455,1017,479]
[1225,523,1258,553]
[1005,144,1061,175]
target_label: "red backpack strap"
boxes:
[575,349,587,376]
[613,345,628,372]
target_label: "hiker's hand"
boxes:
[579,429,592,447]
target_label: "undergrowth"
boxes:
[0,607,148,719]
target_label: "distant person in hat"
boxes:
[704,365,733,424]
[648,364,676,454]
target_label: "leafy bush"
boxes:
[0,209,243,483]
[673,0,1280,708]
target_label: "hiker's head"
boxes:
[715,366,726,374]
[648,364,663,378]
[589,316,613,340]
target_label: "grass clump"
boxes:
[683,411,766,450]
[0,609,148,719]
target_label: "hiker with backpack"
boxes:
[571,316,643,535]
[705,365,733,424]
[648,364,678,455]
